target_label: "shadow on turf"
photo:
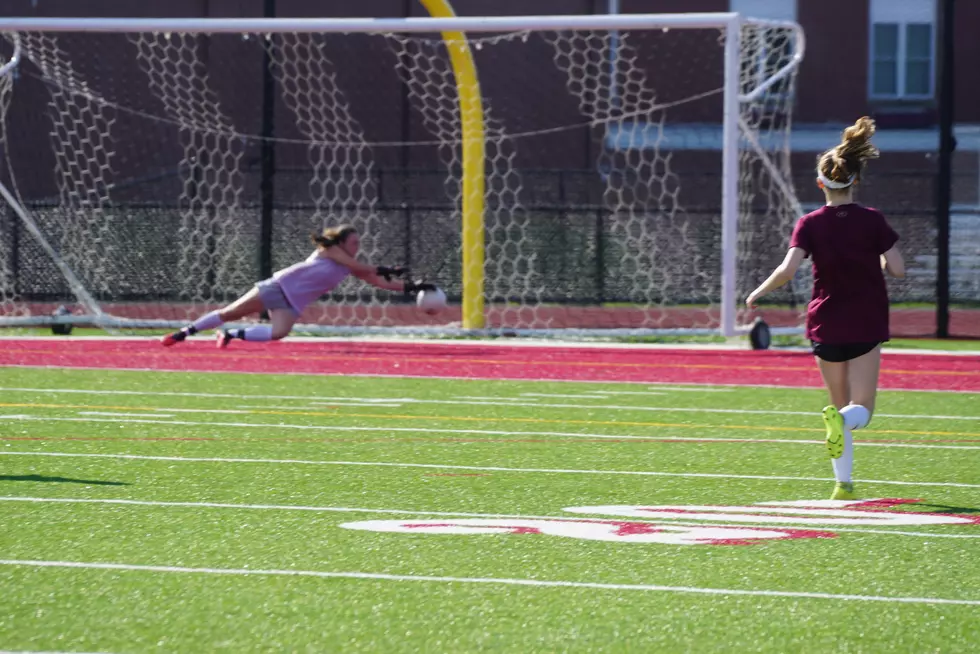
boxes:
[913,503,980,514]
[0,474,128,486]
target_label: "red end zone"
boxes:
[1,338,978,392]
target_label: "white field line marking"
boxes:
[0,387,407,404]
[2,413,977,452]
[78,412,175,418]
[2,450,979,489]
[521,390,730,397]
[155,408,253,415]
[4,496,978,540]
[639,387,735,393]
[2,559,979,606]
[3,414,978,453]
[8,333,980,358]
[2,365,976,395]
[2,386,976,421]
[270,398,980,422]
[240,402,404,408]
[452,396,537,401]
[518,392,663,399]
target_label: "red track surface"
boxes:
[1,339,978,392]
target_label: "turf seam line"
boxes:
[4,402,980,439]
[1,365,975,393]
[2,451,977,488]
[4,414,980,451]
[2,559,978,605]
[2,383,978,420]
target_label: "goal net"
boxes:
[0,13,806,337]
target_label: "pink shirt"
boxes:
[789,204,899,344]
[273,251,351,313]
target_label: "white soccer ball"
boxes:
[417,287,447,314]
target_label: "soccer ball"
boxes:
[417,287,447,315]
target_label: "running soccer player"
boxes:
[161,225,435,348]
[745,116,906,500]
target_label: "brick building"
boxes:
[0,0,976,333]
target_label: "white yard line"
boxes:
[241,402,404,408]
[1,559,978,605]
[251,400,980,423]
[625,387,735,393]
[518,392,664,399]
[2,386,976,421]
[0,386,394,402]
[519,389,734,396]
[1,367,975,394]
[1,413,976,452]
[78,412,175,418]
[1,414,977,452]
[3,496,978,540]
[2,450,978,489]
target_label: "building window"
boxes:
[730,0,796,22]
[870,0,936,99]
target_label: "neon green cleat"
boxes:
[830,482,856,500]
[822,405,845,459]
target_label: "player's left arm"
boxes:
[321,246,409,290]
[355,271,407,292]
[321,245,377,276]
[351,271,438,294]
[322,245,409,283]
[745,247,806,308]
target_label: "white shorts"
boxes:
[255,278,300,317]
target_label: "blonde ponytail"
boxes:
[817,116,880,187]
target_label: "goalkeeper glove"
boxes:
[376,265,410,281]
[404,279,437,294]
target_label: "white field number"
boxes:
[340,518,834,545]
[340,500,978,546]
[562,500,979,526]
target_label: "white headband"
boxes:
[818,172,856,189]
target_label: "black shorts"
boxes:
[811,341,882,363]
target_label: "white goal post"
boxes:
[0,12,807,338]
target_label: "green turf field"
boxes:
[1,367,979,652]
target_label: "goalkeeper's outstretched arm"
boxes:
[320,244,410,292]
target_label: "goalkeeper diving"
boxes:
[161,225,435,348]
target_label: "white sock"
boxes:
[841,404,870,430]
[832,428,854,483]
[239,325,272,342]
[190,310,224,332]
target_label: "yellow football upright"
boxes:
[419,0,486,330]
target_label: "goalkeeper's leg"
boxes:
[218,308,297,348]
[161,288,264,347]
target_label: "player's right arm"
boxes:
[321,245,408,281]
[745,247,806,309]
[881,246,905,278]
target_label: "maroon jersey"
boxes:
[789,204,899,344]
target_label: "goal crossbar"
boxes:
[0,14,792,35]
